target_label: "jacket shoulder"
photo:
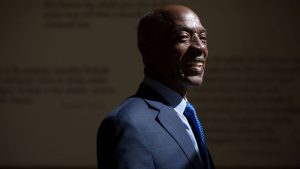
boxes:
[105,97,158,124]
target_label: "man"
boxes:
[97,4,214,169]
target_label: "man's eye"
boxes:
[200,35,207,44]
[177,34,190,42]
[200,33,207,44]
[200,37,207,44]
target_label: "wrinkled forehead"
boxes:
[179,12,201,26]
[163,8,204,32]
[176,13,202,30]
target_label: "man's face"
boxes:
[154,9,208,88]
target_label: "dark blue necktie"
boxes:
[184,101,210,169]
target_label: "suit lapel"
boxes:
[154,101,202,169]
[135,83,202,169]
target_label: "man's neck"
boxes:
[146,75,188,98]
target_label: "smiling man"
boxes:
[97,4,214,169]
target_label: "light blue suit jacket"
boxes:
[97,83,214,169]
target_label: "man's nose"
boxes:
[190,33,207,51]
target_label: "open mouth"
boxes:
[180,53,206,76]
[186,62,204,74]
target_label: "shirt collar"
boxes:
[143,76,187,115]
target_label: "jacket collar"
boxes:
[134,83,203,169]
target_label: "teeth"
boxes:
[192,65,202,72]
[187,62,203,66]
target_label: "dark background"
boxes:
[0,0,299,168]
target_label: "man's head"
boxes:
[138,5,208,95]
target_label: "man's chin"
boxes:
[181,75,204,86]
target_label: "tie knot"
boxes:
[184,101,197,118]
